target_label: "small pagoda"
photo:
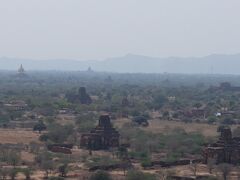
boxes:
[80,115,120,150]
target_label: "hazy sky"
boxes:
[0,0,240,60]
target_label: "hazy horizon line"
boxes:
[1,52,240,62]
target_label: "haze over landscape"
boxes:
[3,1,240,179]
[1,0,240,74]
[1,53,240,74]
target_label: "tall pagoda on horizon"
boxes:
[18,64,25,74]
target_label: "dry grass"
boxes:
[113,118,131,128]
[0,128,40,144]
[146,119,219,137]
[56,114,75,125]
[114,117,240,138]
[21,151,35,162]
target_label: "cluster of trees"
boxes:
[119,124,205,163]
[34,151,70,178]
[3,70,240,129]
[0,149,21,166]
[39,123,74,144]
[0,168,32,180]
[89,170,157,180]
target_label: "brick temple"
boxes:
[80,115,120,150]
[203,126,240,164]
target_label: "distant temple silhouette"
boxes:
[18,64,25,74]
[87,66,93,72]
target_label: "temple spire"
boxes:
[18,64,25,74]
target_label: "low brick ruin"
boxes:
[203,126,240,164]
[47,144,73,154]
[80,115,120,150]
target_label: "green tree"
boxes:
[126,170,156,180]
[153,94,166,109]
[35,152,54,178]
[22,168,32,180]
[207,158,216,174]
[90,171,113,180]
[7,150,21,167]
[33,120,47,133]
[9,168,18,180]
[218,163,232,180]
[58,164,68,177]
[46,124,73,143]
[207,116,217,124]
[0,168,8,180]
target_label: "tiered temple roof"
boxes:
[203,127,240,164]
[80,115,120,150]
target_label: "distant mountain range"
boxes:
[1,53,240,74]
